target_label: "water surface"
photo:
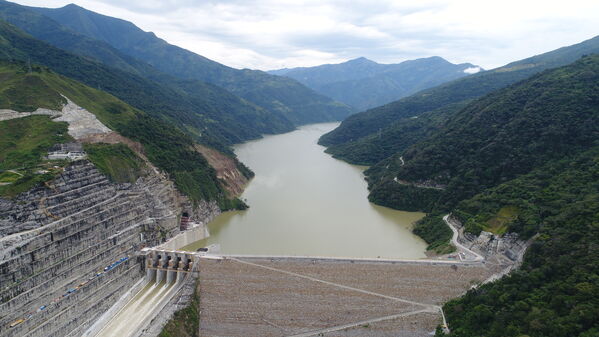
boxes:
[184,123,427,259]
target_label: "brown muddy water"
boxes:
[183,123,427,259]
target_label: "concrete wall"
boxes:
[157,224,210,251]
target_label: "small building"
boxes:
[47,142,87,160]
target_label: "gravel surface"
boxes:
[251,258,492,305]
[322,312,440,337]
[198,257,492,336]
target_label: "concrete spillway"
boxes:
[94,281,176,337]
[86,249,199,337]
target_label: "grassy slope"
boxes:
[84,143,145,184]
[0,61,245,209]
[0,1,295,146]
[0,115,72,197]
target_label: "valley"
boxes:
[183,123,427,259]
[0,1,597,336]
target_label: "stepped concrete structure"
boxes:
[144,248,198,284]
[0,160,219,337]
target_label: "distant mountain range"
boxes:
[269,56,481,111]
[0,0,352,149]
[319,34,599,166]
[28,2,353,125]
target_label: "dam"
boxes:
[1,123,460,336]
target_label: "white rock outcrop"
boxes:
[0,95,112,139]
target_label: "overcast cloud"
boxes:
[13,0,599,70]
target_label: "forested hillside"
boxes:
[270,56,478,111]
[367,55,599,213]
[320,35,599,165]
[332,54,599,336]
[0,1,294,148]
[27,2,353,124]
[440,145,599,337]
[0,60,250,209]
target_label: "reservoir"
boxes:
[183,123,427,259]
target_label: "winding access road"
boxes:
[443,214,484,262]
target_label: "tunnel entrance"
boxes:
[180,212,191,230]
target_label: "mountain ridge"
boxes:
[319,34,599,165]
[268,56,479,110]
[0,1,298,148]
[29,1,354,124]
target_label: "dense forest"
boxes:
[348,55,599,336]
[367,55,599,213]
[320,36,599,166]
[440,146,599,337]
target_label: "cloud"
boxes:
[463,67,482,74]
[12,0,599,70]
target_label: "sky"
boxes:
[12,0,599,71]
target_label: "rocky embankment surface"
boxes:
[0,160,219,337]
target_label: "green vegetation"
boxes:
[333,54,599,337]
[0,12,287,150]
[439,146,599,337]
[159,285,200,337]
[119,116,247,210]
[0,115,70,169]
[0,61,247,209]
[1,1,352,142]
[32,3,353,123]
[412,214,455,254]
[84,143,145,183]
[319,35,599,165]
[0,170,56,198]
[368,55,599,213]
[318,53,599,336]
[0,66,65,111]
[325,101,469,165]
[0,170,20,183]
[0,115,72,198]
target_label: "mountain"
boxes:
[319,35,599,166]
[357,55,599,337]
[440,145,599,337]
[0,59,251,209]
[366,55,599,213]
[269,56,480,110]
[0,0,296,148]
[28,2,353,124]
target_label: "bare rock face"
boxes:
[0,96,112,140]
[53,97,112,139]
[0,160,220,337]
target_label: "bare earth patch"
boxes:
[194,144,248,197]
